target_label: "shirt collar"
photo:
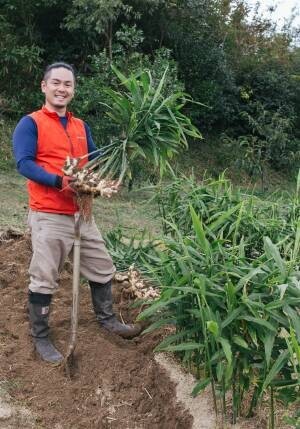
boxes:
[42,105,73,120]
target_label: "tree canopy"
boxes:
[1,0,299,173]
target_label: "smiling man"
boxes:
[42,66,75,113]
[12,62,141,364]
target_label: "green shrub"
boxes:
[139,172,300,426]
[154,173,299,257]
[80,66,202,186]
[104,226,160,273]
[223,103,300,188]
[0,119,15,171]
[72,27,184,145]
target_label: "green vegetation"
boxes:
[0,173,28,230]
[1,167,299,428]
[85,66,202,184]
[0,120,15,171]
[137,172,300,427]
[1,0,299,179]
[223,103,300,190]
[153,173,298,253]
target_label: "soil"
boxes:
[0,232,193,429]
[0,232,295,429]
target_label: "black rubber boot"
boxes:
[28,292,63,363]
[89,281,142,339]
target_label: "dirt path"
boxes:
[0,234,193,428]
[155,354,217,429]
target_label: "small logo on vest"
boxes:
[77,136,85,140]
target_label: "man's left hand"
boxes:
[56,175,76,191]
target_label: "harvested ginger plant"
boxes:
[62,155,119,221]
[115,265,160,301]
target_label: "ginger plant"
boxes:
[62,66,202,220]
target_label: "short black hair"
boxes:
[43,62,76,82]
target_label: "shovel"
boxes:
[63,214,81,375]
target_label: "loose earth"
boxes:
[0,233,193,429]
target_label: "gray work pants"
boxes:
[27,210,115,294]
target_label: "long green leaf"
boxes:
[292,219,300,261]
[192,378,211,397]
[233,335,249,349]
[261,350,290,393]
[208,203,242,232]
[264,237,287,278]
[189,204,211,257]
[149,67,168,110]
[239,316,277,332]
[156,342,204,352]
[264,333,276,369]
[137,295,185,320]
[218,337,232,364]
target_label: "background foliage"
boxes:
[0,0,299,175]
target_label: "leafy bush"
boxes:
[154,173,299,256]
[139,172,300,426]
[72,26,184,145]
[104,226,160,273]
[224,103,300,186]
[0,119,16,171]
[84,66,201,185]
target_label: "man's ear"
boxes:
[41,80,46,93]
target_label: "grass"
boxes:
[0,171,161,235]
[93,187,161,235]
[0,173,28,230]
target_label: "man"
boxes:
[13,62,141,364]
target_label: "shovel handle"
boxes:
[66,215,81,357]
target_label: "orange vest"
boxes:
[28,106,88,214]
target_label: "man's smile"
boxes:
[41,67,75,114]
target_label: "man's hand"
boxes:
[62,175,76,190]
[56,175,76,191]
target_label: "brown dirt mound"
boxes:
[0,235,193,429]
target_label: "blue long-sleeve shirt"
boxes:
[13,115,98,187]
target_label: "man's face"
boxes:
[41,67,75,113]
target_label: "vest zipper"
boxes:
[59,120,74,157]
[65,129,74,157]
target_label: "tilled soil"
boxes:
[0,233,193,429]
